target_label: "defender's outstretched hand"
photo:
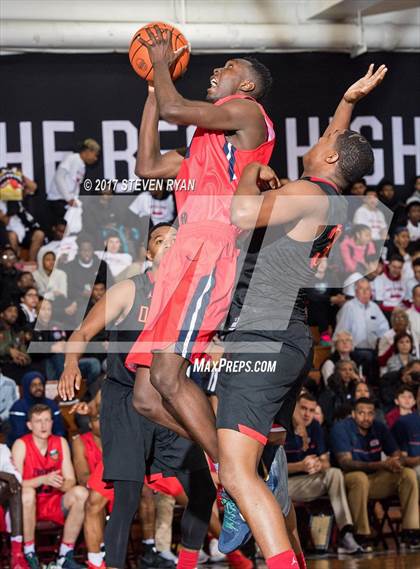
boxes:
[344,63,388,104]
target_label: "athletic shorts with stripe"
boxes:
[125,222,238,369]
[216,322,313,445]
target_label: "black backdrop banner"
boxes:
[1,52,419,202]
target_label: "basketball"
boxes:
[129,22,190,82]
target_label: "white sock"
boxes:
[88,551,104,567]
[11,535,23,543]
[24,541,35,555]
[143,538,155,546]
[58,541,74,557]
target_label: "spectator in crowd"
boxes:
[12,404,88,568]
[334,279,389,380]
[0,442,26,568]
[385,385,415,429]
[392,385,420,483]
[37,219,78,265]
[333,381,386,425]
[63,234,108,324]
[385,333,416,375]
[331,398,420,548]
[285,393,362,553]
[33,251,68,301]
[0,369,18,431]
[385,226,411,264]
[407,176,420,205]
[115,239,150,281]
[377,179,406,231]
[95,234,132,279]
[18,286,39,329]
[0,298,31,383]
[346,178,367,219]
[380,360,420,413]
[321,331,365,385]
[47,139,100,220]
[339,224,375,275]
[15,271,36,301]
[372,255,406,317]
[407,201,420,242]
[318,360,363,428]
[407,284,420,338]
[0,171,45,262]
[404,261,420,303]
[0,246,22,298]
[342,255,383,298]
[378,308,418,370]
[7,371,65,447]
[129,182,176,240]
[353,188,388,242]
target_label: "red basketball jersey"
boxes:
[22,434,63,497]
[80,432,102,474]
[174,94,275,225]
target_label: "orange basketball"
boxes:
[129,22,190,82]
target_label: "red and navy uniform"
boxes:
[21,434,66,525]
[126,94,275,368]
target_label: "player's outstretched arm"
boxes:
[231,162,326,229]
[138,25,261,132]
[324,64,387,137]
[136,84,185,179]
[58,280,135,401]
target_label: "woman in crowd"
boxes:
[321,331,364,385]
[378,308,419,370]
[384,332,416,374]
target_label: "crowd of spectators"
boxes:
[0,147,419,565]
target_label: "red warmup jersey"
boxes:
[174,93,275,225]
[80,432,102,474]
[22,434,63,497]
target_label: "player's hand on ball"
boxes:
[344,63,388,104]
[138,25,188,68]
[58,364,82,401]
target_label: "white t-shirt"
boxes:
[372,272,405,309]
[95,251,133,278]
[129,192,175,225]
[0,444,21,482]
[353,205,387,240]
[0,200,26,241]
[48,153,86,202]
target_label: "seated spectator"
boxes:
[384,333,416,375]
[0,298,31,383]
[407,176,420,205]
[15,271,36,301]
[377,179,406,231]
[38,219,78,265]
[342,255,383,298]
[0,442,26,568]
[334,279,389,380]
[0,370,18,431]
[378,308,418,370]
[129,183,176,237]
[285,393,362,554]
[95,234,132,279]
[7,371,65,447]
[318,360,363,428]
[0,246,22,299]
[63,234,108,325]
[0,171,45,262]
[372,254,406,317]
[407,201,420,243]
[353,188,388,242]
[12,404,88,568]
[392,385,420,483]
[380,360,420,413]
[333,381,386,425]
[115,239,150,281]
[407,285,420,342]
[18,286,39,329]
[31,299,101,390]
[33,251,68,301]
[339,224,375,274]
[321,331,364,385]
[404,260,420,303]
[346,178,367,219]
[385,226,411,263]
[331,398,420,548]
[385,386,415,429]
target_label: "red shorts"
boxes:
[145,474,184,497]
[126,221,238,368]
[87,461,115,511]
[37,493,65,526]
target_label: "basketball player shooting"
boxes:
[125,25,275,463]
